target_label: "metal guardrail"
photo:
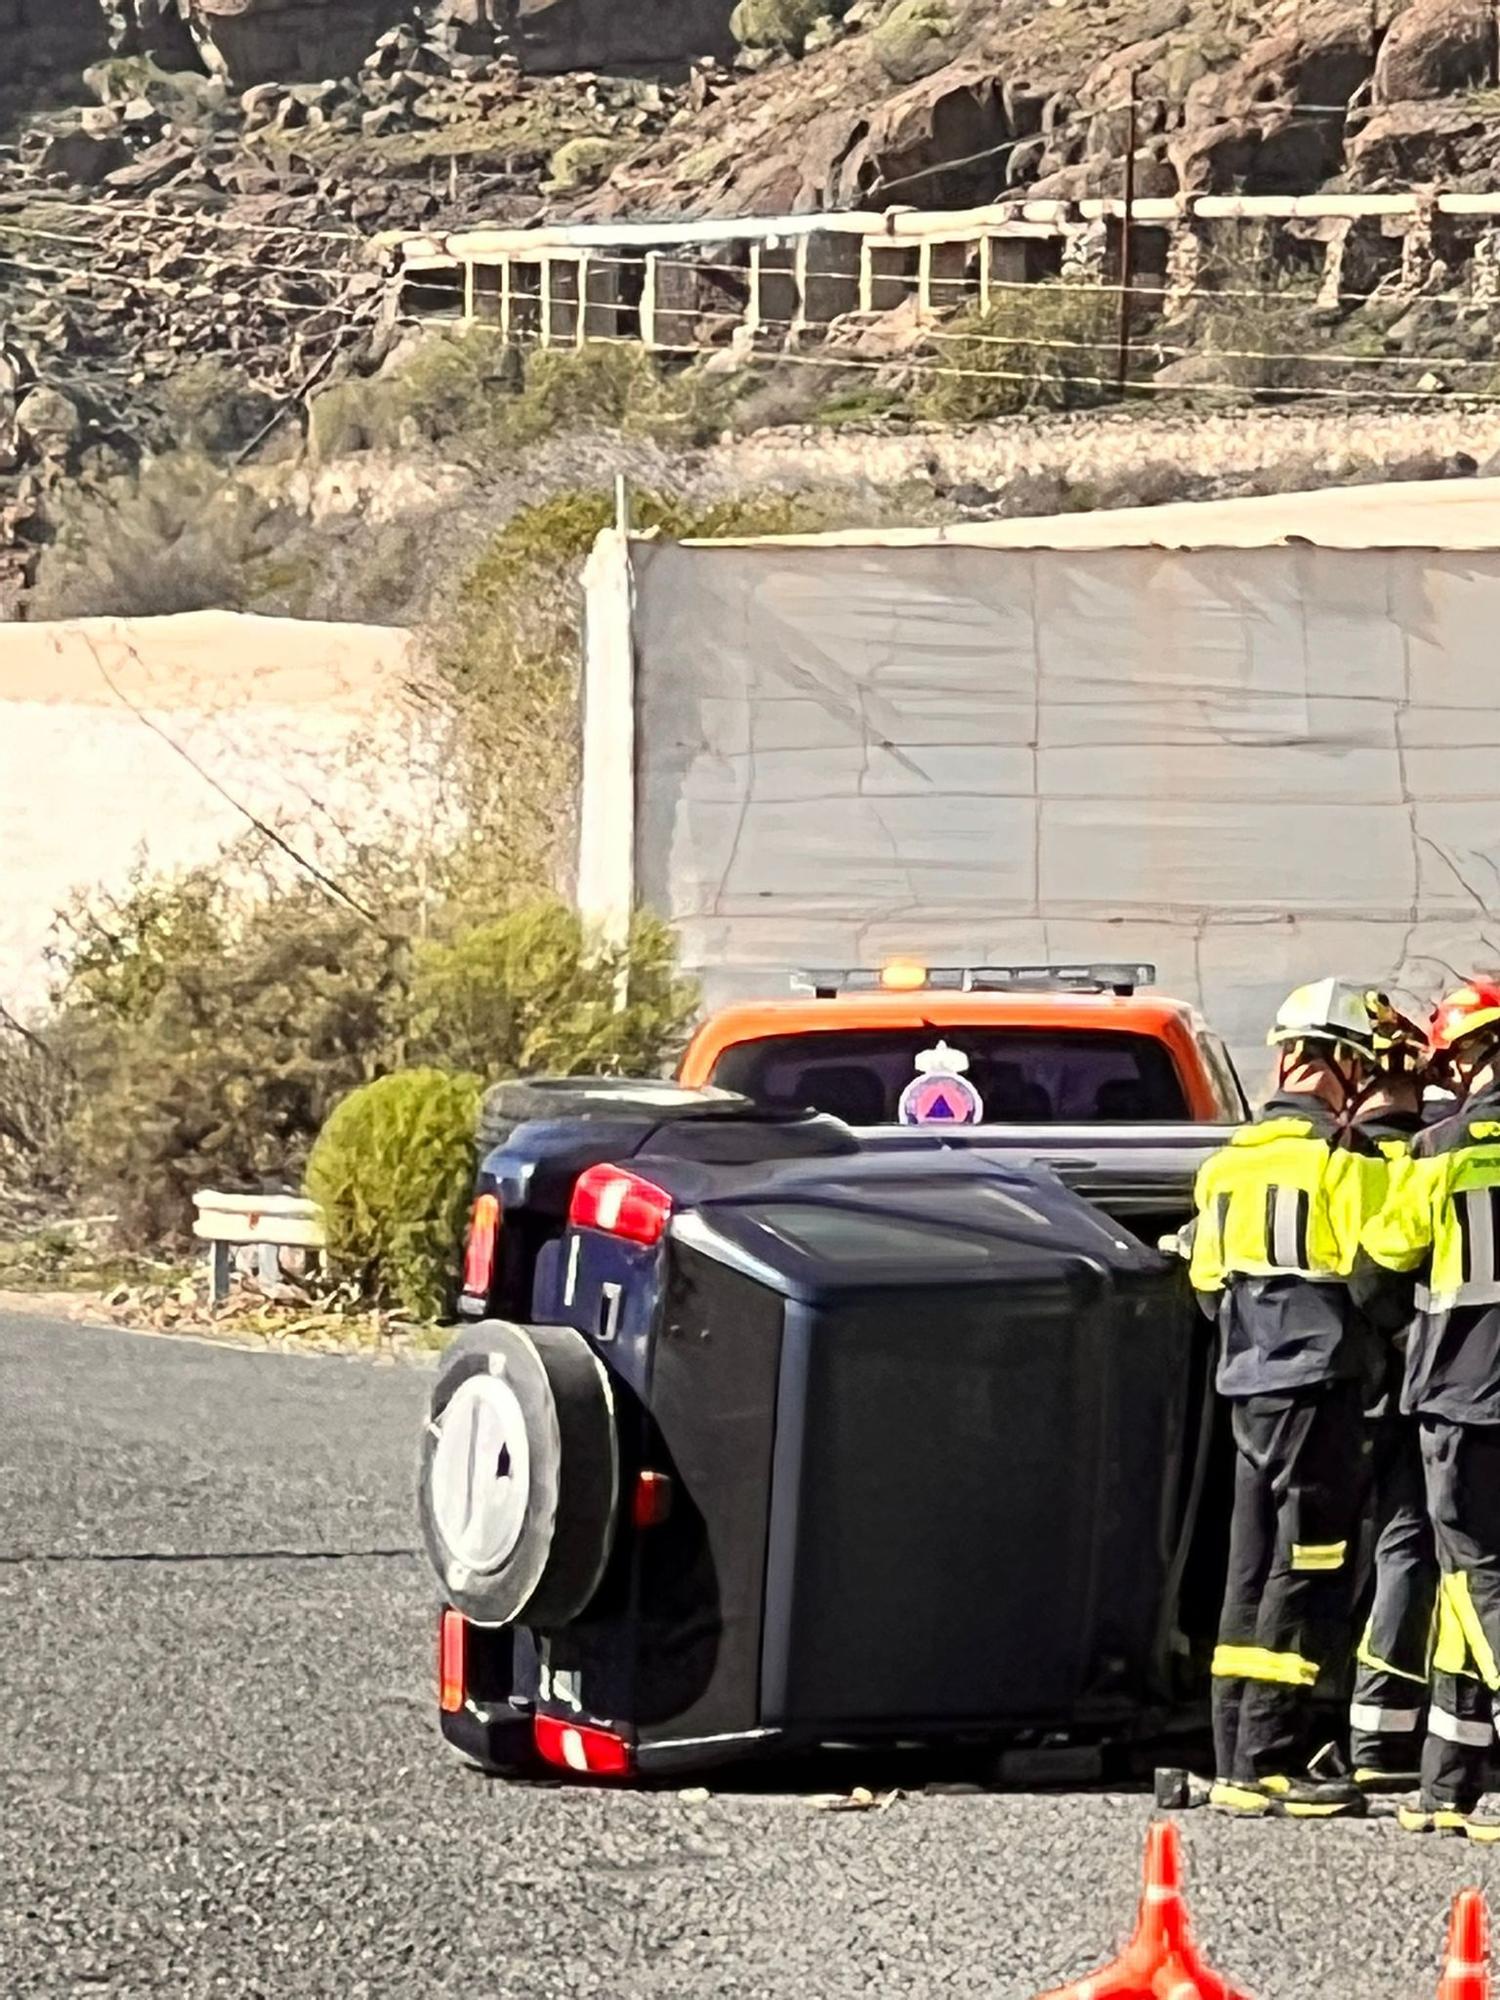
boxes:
[191,1190,326,1303]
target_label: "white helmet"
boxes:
[1267,979,1376,1058]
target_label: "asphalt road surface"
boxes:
[5,1307,1500,2000]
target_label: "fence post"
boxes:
[1115,69,1138,396]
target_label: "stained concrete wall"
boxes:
[581,516,1500,1081]
[0,611,436,1012]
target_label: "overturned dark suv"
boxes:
[416,965,1253,1778]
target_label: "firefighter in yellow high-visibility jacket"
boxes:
[1354,980,1500,1841]
[1191,979,1388,1819]
[1345,996,1439,1795]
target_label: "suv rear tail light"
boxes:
[568,1163,673,1246]
[534,1715,632,1776]
[632,1469,673,1529]
[439,1608,466,1714]
[461,1192,501,1299]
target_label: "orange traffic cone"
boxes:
[1438,1890,1490,2000]
[1034,1822,1255,2000]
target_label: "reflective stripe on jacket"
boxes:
[1190,1110,1387,1291]
[1191,1096,1393,1398]
[1361,1092,1500,1422]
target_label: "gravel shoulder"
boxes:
[3,1307,1498,1999]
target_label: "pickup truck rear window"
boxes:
[709,1028,1189,1125]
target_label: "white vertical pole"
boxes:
[748,241,763,337]
[578,523,637,955]
[641,252,659,348]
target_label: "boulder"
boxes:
[1347,98,1493,178]
[1028,148,1176,200]
[839,59,1007,206]
[1183,2,1375,125]
[1374,0,1495,103]
[515,0,738,72]
[871,0,955,86]
[434,0,508,55]
[1167,116,1263,192]
[105,1,204,70]
[545,133,629,189]
[185,0,412,84]
[15,386,81,456]
[103,136,204,188]
[360,101,404,137]
[39,124,130,184]
[1172,102,1346,192]
[730,0,833,55]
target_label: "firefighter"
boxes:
[1346,995,1439,1794]
[1356,980,1500,1840]
[1191,979,1383,1819]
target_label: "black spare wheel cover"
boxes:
[419,1320,618,1629]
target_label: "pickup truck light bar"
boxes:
[791,962,1158,999]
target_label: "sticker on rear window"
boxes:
[898,1042,984,1125]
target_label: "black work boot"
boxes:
[1256,1772,1368,1819]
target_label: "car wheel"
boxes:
[418,1319,619,1629]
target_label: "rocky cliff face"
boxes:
[515,0,737,73]
[1,0,740,88]
[186,0,415,83]
[0,0,110,83]
[572,0,1500,222]
[7,0,1500,197]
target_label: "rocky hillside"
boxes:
[577,0,1500,219]
[5,0,1500,616]
[10,2,1500,222]
[0,1,739,95]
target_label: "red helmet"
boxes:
[1429,981,1500,1055]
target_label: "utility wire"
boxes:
[80,635,383,928]
[387,280,1500,392]
[10,235,1491,399]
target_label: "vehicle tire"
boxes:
[418,1319,619,1629]
[475,1075,747,1155]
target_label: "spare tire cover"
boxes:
[418,1320,618,1629]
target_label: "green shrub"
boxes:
[28,450,301,619]
[0,1013,75,1204]
[53,862,407,1244]
[406,902,699,1079]
[913,283,1120,423]
[871,0,953,83]
[436,486,854,888]
[306,1068,483,1321]
[158,358,276,460]
[493,346,730,450]
[336,334,731,456]
[730,0,835,54]
[1184,236,1326,396]
[546,135,629,190]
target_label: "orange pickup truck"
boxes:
[676,960,1247,1127]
